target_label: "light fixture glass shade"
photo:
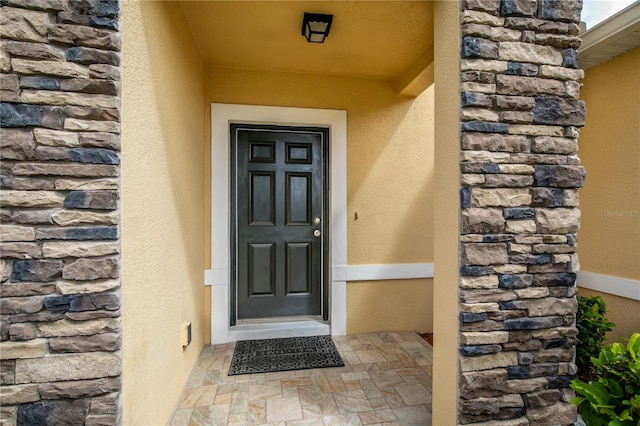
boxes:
[302,13,333,43]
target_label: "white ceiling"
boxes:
[179,1,435,81]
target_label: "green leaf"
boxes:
[628,333,640,350]
[577,381,612,406]
[607,378,624,399]
[618,408,632,421]
[582,407,604,426]
[570,396,586,406]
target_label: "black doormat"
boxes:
[228,335,344,376]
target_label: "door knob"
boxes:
[313,229,321,237]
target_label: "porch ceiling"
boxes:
[179,1,434,89]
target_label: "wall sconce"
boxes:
[302,13,333,43]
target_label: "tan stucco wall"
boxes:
[206,67,434,334]
[431,2,461,424]
[579,48,640,281]
[578,48,640,343]
[121,2,206,424]
[347,279,433,334]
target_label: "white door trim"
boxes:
[207,103,347,344]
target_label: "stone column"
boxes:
[458,0,585,424]
[0,1,122,424]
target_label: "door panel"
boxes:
[250,142,275,163]
[249,172,275,225]
[286,242,312,295]
[286,173,311,224]
[248,243,275,296]
[286,143,312,164]
[232,125,328,320]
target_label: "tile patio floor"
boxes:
[169,331,433,426]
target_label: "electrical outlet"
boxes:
[181,322,192,347]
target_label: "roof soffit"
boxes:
[579,2,640,70]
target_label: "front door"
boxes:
[231,124,329,323]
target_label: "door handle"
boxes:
[313,229,321,237]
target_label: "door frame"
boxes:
[229,124,330,324]
[207,103,347,344]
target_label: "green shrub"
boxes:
[577,296,615,382]
[570,332,640,426]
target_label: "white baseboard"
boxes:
[577,271,640,301]
[332,263,434,282]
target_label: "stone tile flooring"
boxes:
[169,332,433,426]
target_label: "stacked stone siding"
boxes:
[0,0,121,424]
[459,0,585,424]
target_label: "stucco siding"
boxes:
[578,47,640,343]
[121,2,206,424]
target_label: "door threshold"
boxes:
[237,315,323,324]
[228,319,330,342]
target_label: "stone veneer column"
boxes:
[458,0,586,425]
[0,0,121,424]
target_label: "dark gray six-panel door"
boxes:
[231,125,328,321]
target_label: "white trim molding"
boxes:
[333,263,434,282]
[577,271,640,301]
[209,103,347,344]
